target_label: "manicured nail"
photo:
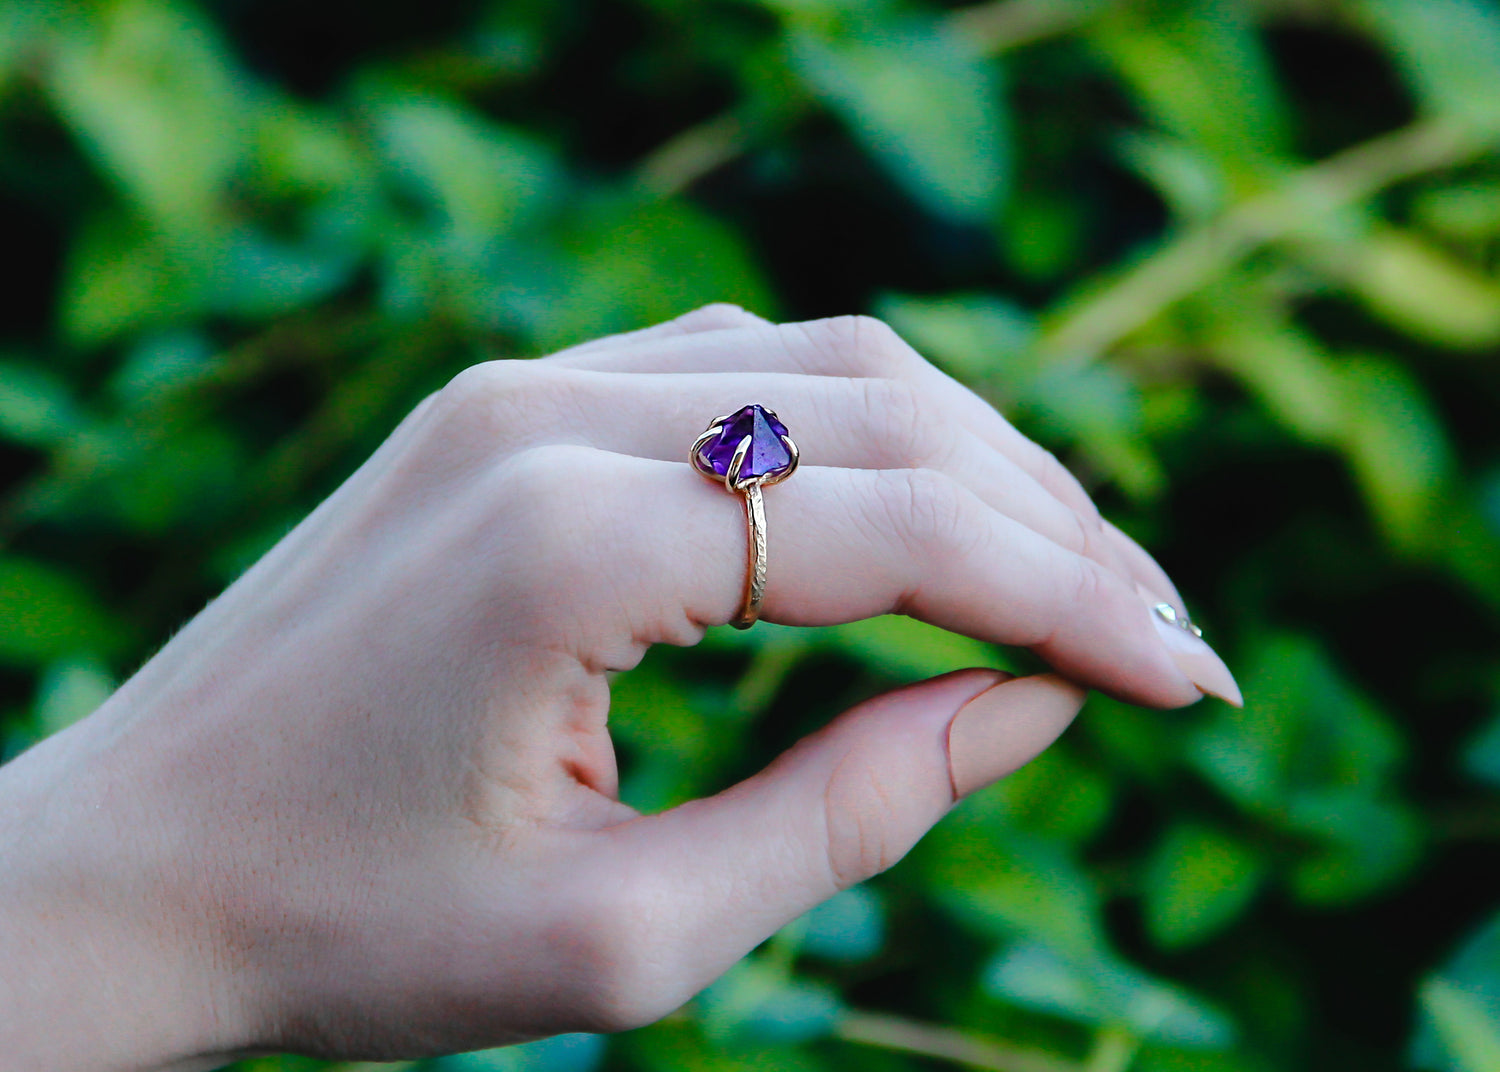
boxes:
[1136,584,1243,707]
[947,674,1090,799]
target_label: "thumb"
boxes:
[588,669,1086,1021]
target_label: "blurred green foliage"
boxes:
[4,0,1500,1069]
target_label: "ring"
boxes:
[690,404,799,628]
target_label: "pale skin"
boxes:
[0,307,1240,1071]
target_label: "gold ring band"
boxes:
[736,483,768,628]
[689,405,799,630]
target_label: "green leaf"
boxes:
[525,196,773,351]
[252,99,368,197]
[0,359,84,447]
[799,886,885,963]
[435,1034,606,1072]
[1413,912,1500,1071]
[1360,0,1500,131]
[102,423,244,535]
[1413,183,1500,241]
[373,94,560,238]
[1189,634,1402,811]
[1114,129,1227,223]
[1022,364,1164,501]
[44,0,247,229]
[878,292,1036,383]
[1329,230,1500,349]
[1091,0,1288,179]
[61,211,199,343]
[34,657,115,737]
[789,19,1008,221]
[923,822,1106,959]
[1284,790,1421,905]
[203,224,359,321]
[821,615,1013,679]
[620,1019,825,1072]
[1143,822,1265,950]
[983,942,1235,1048]
[983,740,1114,846]
[609,662,718,812]
[1420,980,1500,1072]
[1338,354,1455,552]
[1188,634,1420,903]
[108,330,217,406]
[1205,321,1347,445]
[1462,706,1500,788]
[0,557,124,666]
[699,959,845,1045]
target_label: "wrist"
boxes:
[0,703,254,1072]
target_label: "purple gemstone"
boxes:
[698,405,792,483]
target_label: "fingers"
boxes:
[551,314,1092,507]
[451,365,1129,576]
[565,671,1086,1026]
[545,314,1135,579]
[507,446,1208,707]
[548,312,1217,654]
[1103,517,1184,607]
[545,303,771,360]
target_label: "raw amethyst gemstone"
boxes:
[699,405,792,482]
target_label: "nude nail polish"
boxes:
[1136,584,1243,707]
[948,675,1089,799]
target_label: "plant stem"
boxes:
[1037,117,1487,364]
[633,0,1101,197]
[836,1009,1084,1072]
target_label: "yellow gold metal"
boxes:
[689,409,798,629]
[734,483,768,628]
[725,435,753,494]
[689,426,724,479]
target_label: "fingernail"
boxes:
[948,675,1090,799]
[1136,584,1244,707]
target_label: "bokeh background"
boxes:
[4,0,1500,1069]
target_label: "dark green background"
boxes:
[4,0,1500,1069]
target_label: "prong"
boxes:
[725,434,752,493]
[689,425,723,477]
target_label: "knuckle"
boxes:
[438,359,529,411]
[497,441,600,500]
[678,302,757,331]
[847,315,911,375]
[860,378,938,467]
[883,468,972,561]
[801,315,910,375]
[432,359,569,451]
[1064,502,1111,565]
[1065,555,1109,617]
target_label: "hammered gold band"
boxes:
[736,483,768,628]
[689,405,799,630]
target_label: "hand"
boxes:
[0,306,1239,1071]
